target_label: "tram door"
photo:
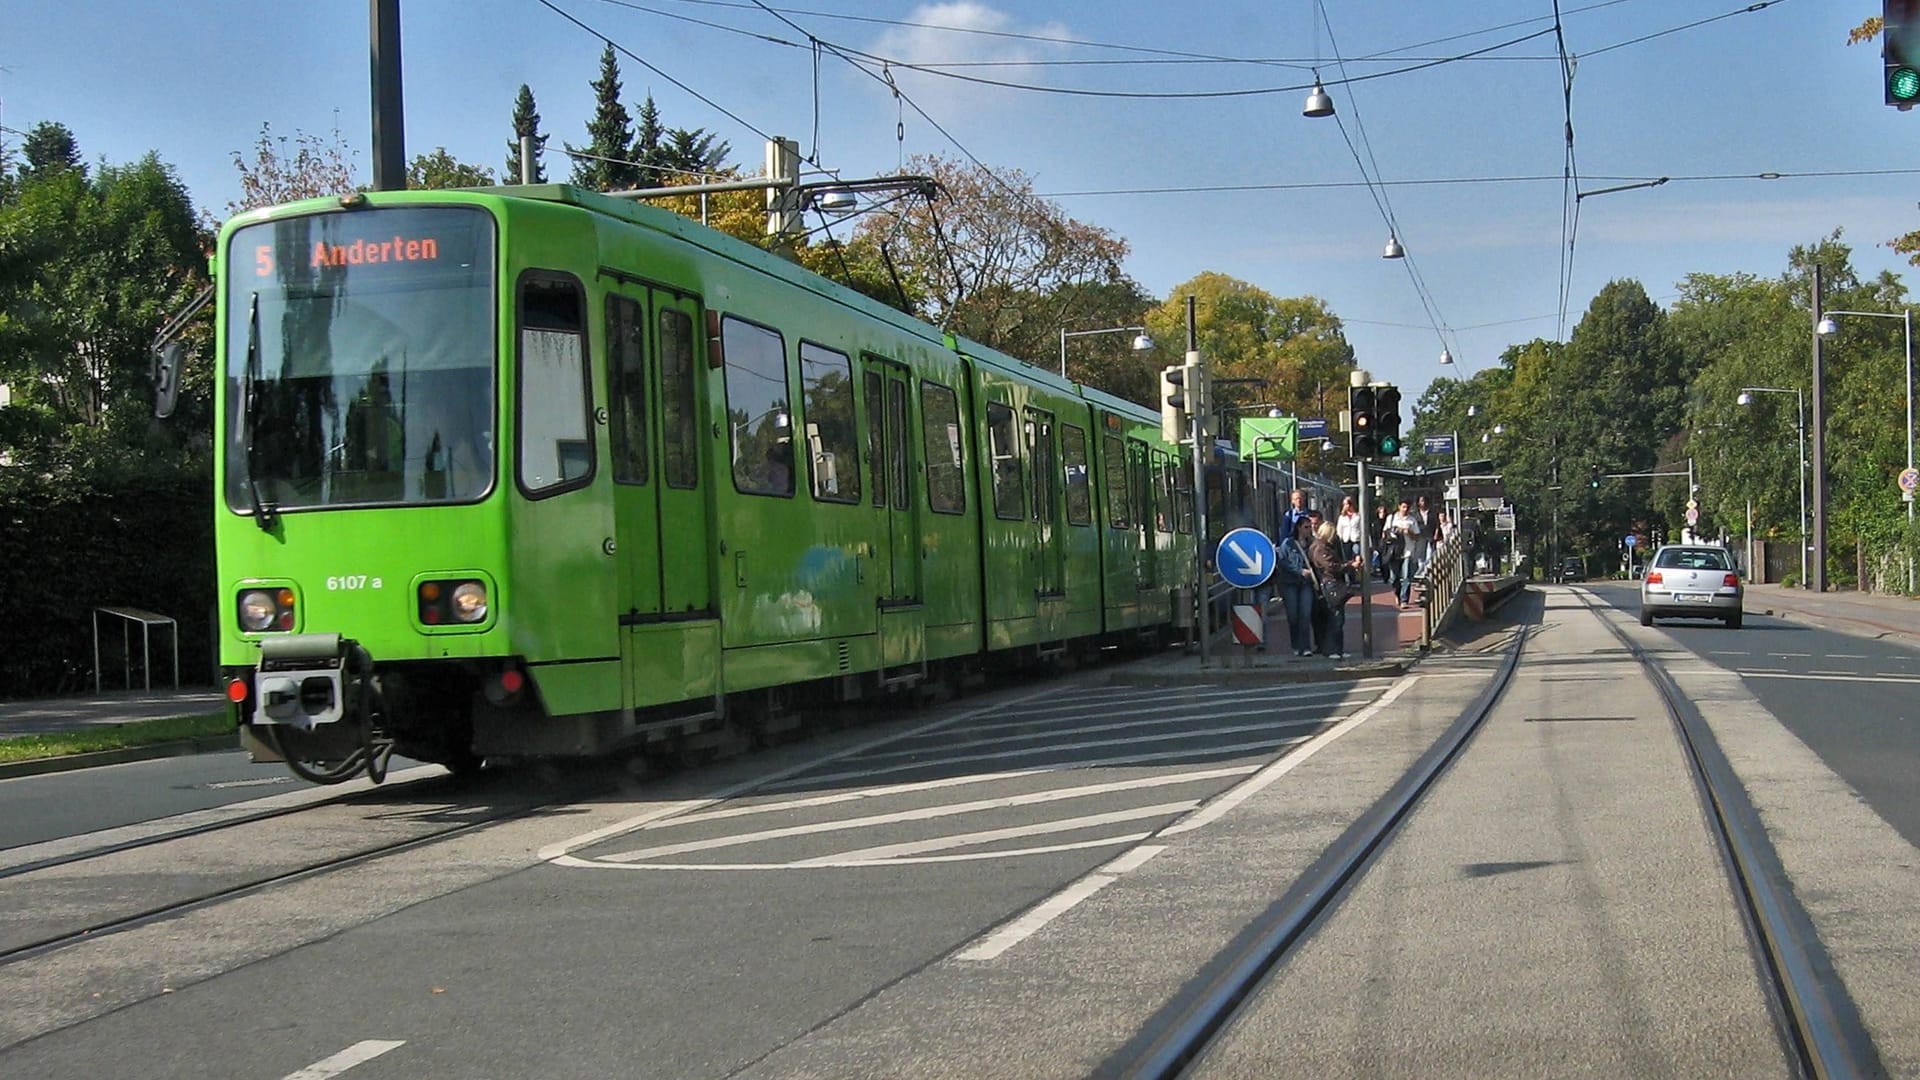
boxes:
[606,286,714,695]
[1026,408,1065,598]
[864,359,924,669]
[1129,438,1157,578]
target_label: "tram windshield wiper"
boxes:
[240,293,277,532]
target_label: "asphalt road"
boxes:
[1583,581,1920,848]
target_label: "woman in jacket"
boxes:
[1277,518,1319,657]
[1335,495,1363,564]
[1308,520,1353,659]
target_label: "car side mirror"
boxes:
[152,341,183,419]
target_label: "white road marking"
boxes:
[1160,673,1420,837]
[283,1040,405,1080]
[555,833,1154,871]
[1828,654,1868,659]
[793,802,1195,865]
[1708,650,1752,657]
[1771,653,1814,658]
[201,776,298,790]
[599,766,1257,864]
[536,681,1073,862]
[955,845,1168,961]
[765,718,1329,789]
[1742,670,1920,684]
[850,702,1347,762]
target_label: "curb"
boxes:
[0,732,240,781]
[1107,658,1411,687]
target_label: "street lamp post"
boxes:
[1059,325,1153,378]
[1817,307,1914,589]
[1737,386,1807,588]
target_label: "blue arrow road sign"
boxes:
[1624,534,1638,548]
[1216,527,1277,589]
[1297,418,1328,438]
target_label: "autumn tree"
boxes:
[568,43,637,191]
[1141,273,1354,419]
[849,155,1133,362]
[228,122,360,213]
[504,84,548,183]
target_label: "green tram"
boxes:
[214,185,1198,783]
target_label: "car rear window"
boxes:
[1654,548,1731,570]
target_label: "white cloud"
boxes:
[865,3,1072,111]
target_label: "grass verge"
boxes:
[0,712,234,764]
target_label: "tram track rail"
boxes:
[1107,588,1885,1080]
[1104,595,1539,1079]
[1570,588,1885,1080]
[0,772,614,968]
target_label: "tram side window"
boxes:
[606,294,649,485]
[1174,457,1194,534]
[987,402,1025,520]
[799,342,860,503]
[1061,423,1091,526]
[518,274,593,495]
[660,307,698,489]
[722,316,794,497]
[1154,449,1174,533]
[1103,433,1130,528]
[921,380,965,514]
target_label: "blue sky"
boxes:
[3,0,1912,412]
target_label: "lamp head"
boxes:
[1816,316,1838,336]
[1303,82,1335,118]
[1131,332,1153,351]
[1383,234,1405,260]
[1736,392,1753,406]
[1439,349,1454,366]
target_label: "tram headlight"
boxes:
[239,590,277,632]
[450,582,488,623]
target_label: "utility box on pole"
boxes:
[764,138,802,250]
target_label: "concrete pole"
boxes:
[1187,296,1210,669]
[370,0,406,192]
[1811,264,1829,592]
[519,135,534,185]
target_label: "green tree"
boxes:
[406,148,495,190]
[568,43,637,191]
[0,151,209,439]
[19,121,83,184]
[1141,273,1354,420]
[228,122,360,213]
[504,84,548,183]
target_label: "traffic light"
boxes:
[1889,0,1920,108]
[1375,384,1403,457]
[1349,385,1378,458]
[1589,463,1603,488]
[1160,365,1188,443]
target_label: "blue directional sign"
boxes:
[1216,527,1277,589]
[1624,533,1638,549]
[1298,418,1329,438]
[1424,435,1456,455]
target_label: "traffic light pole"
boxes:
[1185,296,1211,669]
[1357,458,1373,659]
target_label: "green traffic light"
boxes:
[1378,435,1399,455]
[1894,67,1920,102]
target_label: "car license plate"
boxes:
[1674,593,1708,603]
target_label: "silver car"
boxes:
[1639,544,1743,628]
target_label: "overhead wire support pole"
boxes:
[1186,296,1210,670]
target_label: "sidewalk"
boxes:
[0,687,227,740]
[1745,582,1920,641]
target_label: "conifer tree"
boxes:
[567,43,637,191]
[634,94,665,187]
[504,84,548,183]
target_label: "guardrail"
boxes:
[1420,533,1469,647]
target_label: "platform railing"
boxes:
[1420,532,1470,647]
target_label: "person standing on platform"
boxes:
[1389,498,1423,609]
[1281,488,1312,550]
[1277,518,1319,657]
[1336,495,1363,564]
[1309,520,1354,659]
[1416,494,1443,576]
[1370,501,1392,583]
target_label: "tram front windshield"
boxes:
[223,206,496,514]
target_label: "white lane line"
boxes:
[1741,670,1920,684]
[537,681,1070,862]
[1160,672,1419,837]
[283,1040,406,1080]
[1771,652,1814,658]
[1828,654,1868,659]
[557,833,1153,871]
[598,766,1256,863]
[956,845,1167,962]
[794,802,1195,865]
[899,683,1365,735]
[848,700,1353,763]
[1708,651,1752,657]
[763,717,1330,789]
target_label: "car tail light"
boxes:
[1723,573,1740,587]
[1645,571,1663,585]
